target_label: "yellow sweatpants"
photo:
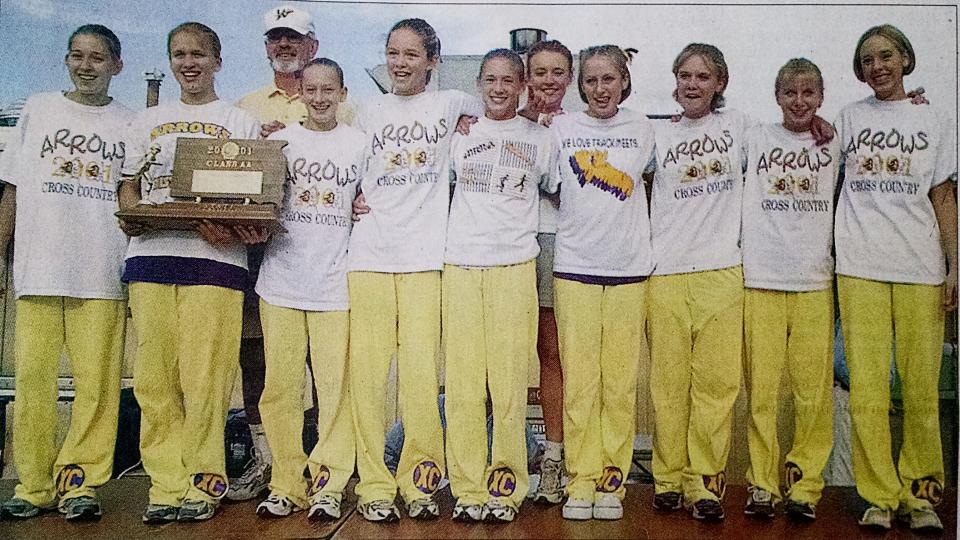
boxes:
[744,287,834,505]
[12,296,126,506]
[129,282,242,507]
[258,300,353,508]
[838,275,945,512]
[348,271,444,505]
[648,266,743,503]
[443,262,536,510]
[554,278,645,501]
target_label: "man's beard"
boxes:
[270,57,301,74]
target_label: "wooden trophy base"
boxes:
[116,202,287,233]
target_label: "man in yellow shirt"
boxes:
[237,5,354,129]
[229,4,354,502]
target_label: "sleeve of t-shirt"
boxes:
[0,97,32,186]
[637,120,657,180]
[738,110,756,173]
[931,110,958,187]
[238,108,260,140]
[121,111,150,177]
[834,108,850,161]
[539,131,561,194]
[449,133,463,186]
[353,100,368,134]
[450,90,484,120]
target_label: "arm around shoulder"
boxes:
[930,180,958,310]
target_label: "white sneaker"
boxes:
[452,501,482,522]
[858,506,892,530]
[407,497,440,520]
[482,500,517,522]
[358,499,400,522]
[898,505,943,532]
[255,493,302,518]
[227,450,271,501]
[307,493,341,521]
[593,493,623,520]
[533,456,564,504]
[562,498,592,520]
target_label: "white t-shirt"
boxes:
[347,90,483,273]
[445,115,559,267]
[122,99,259,269]
[255,123,364,311]
[0,92,132,300]
[537,110,564,234]
[649,109,751,275]
[551,109,657,277]
[835,97,957,285]
[742,123,839,291]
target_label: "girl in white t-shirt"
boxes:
[741,58,840,523]
[443,48,558,523]
[346,18,483,523]
[253,59,364,522]
[835,25,957,532]
[646,43,748,522]
[0,24,131,523]
[551,45,656,522]
[519,40,574,505]
[116,22,262,524]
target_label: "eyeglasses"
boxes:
[266,31,305,44]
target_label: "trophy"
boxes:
[116,138,288,233]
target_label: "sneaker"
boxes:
[652,491,683,512]
[785,499,816,521]
[358,499,400,522]
[142,503,179,524]
[532,456,564,504]
[744,487,775,519]
[452,501,482,522]
[482,500,517,523]
[593,493,623,520]
[226,452,271,501]
[407,497,440,520]
[60,495,102,522]
[858,506,892,530]
[308,493,341,521]
[897,506,943,532]
[256,493,302,518]
[561,498,592,520]
[177,499,217,522]
[690,498,725,521]
[0,497,54,519]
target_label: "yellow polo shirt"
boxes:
[236,83,355,127]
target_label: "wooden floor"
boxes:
[0,479,955,539]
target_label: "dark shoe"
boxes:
[1,497,55,519]
[652,491,683,511]
[744,487,775,519]
[142,503,179,524]
[785,499,816,521]
[690,498,725,521]
[61,496,102,522]
[177,499,217,522]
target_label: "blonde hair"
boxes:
[577,45,631,104]
[672,43,728,110]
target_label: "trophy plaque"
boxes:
[116,138,288,233]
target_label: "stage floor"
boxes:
[0,479,955,539]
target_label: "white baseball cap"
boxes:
[263,5,314,36]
